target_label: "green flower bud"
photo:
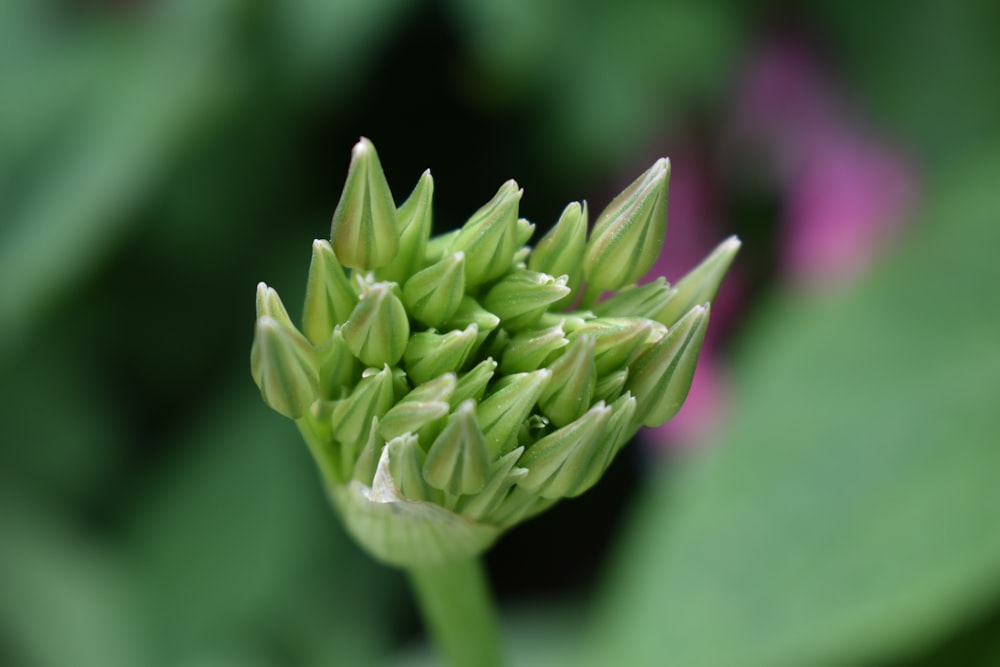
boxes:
[593,277,673,320]
[423,400,491,496]
[342,282,410,367]
[477,369,551,457]
[387,433,431,502]
[403,325,479,385]
[528,201,587,309]
[449,180,522,286]
[253,141,736,568]
[317,325,358,400]
[302,240,358,345]
[538,334,597,427]
[568,317,652,375]
[627,304,710,428]
[481,269,571,331]
[451,358,497,407]
[515,217,536,248]
[499,323,569,374]
[330,137,399,270]
[572,392,637,496]
[457,447,528,522]
[330,365,395,446]
[654,235,741,327]
[352,417,383,485]
[378,169,433,283]
[584,158,670,293]
[250,315,320,419]
[403,251,466,328]
[255,282,295,329]
[593,368,629,404]
[379,373,456,441]
[443,296,500,352]
[516,401,612,499]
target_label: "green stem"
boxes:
[407,557,504,667]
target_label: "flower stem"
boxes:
[407,557,504,667]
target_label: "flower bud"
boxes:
[516,401,612,499]
[451,358,497,407]
[387,433,431,502]
[379,373,456,441]
[538,334,597,427]
[255,282,295,329]
[402,251,466,328]
[317,325,358,399]
[378,169,433,284]
[250,315,320,419]
[443,297,500,352]
[593,368,629,404]
[423,400,491,495]
[302,240,358,344]
[330,365,395,446]
[593,277,673,320]
[528,201,587,309]
[342,282,410,367]
[584,158,670,293]
[403,325,478,385]
[352,417,383,485]
[477,369,551,457]
[573,393,636,496]
[627,304,710,428]
[568,317,652,375]
[449,180,522,286]
[457,447,528,522]
[482,270,571,331]
[654,236,741,327]
[330,137,399,270]
[499,323,569,374]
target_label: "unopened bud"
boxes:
[538,334,597,427]
[379,373,456,441]
[654,236,741,327]
[477,369,551,457]
[627,304,710,427]
[303,240,358,344]
[482,270,570,331]
[584,158,670,293]
[403,324,478,385]
[450,180,523,286]
[528,201,588,309]
[403,251,466,327]
[517,401,612,498]
[378,169,433,283]
[330,137,399,270]
[593,277,673,320]
[342,282,410,367]
[499,323,569,374]
[423,400,491,495]
[250,316,320,419]
[330,365,395,446]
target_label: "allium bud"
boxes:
[251,140,737,568]
[342,282,410,368]
[449,180,522,286]
[584,158,670,293]
[330,137,399,270]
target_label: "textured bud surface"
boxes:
[251,139,738,567]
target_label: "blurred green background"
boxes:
[2,1,999,665]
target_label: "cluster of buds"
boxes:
[251,138,739,567]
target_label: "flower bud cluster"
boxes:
[251,138,739,567]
